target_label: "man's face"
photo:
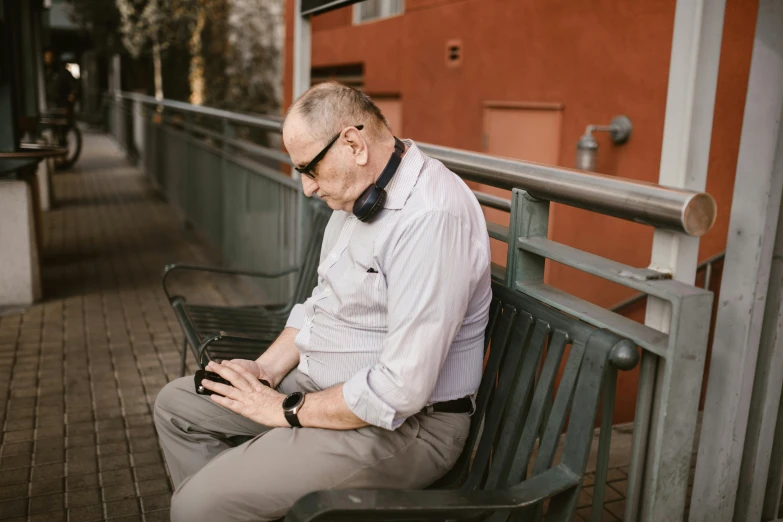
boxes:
[283,114,368,212]
[44,51,53,65]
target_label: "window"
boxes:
[353,0,404,24]
[311,64,365,90]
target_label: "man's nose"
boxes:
[301,175,318,197]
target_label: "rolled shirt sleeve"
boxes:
[285,303,305,331]
[342,210,485,430]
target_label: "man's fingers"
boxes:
[209,393,246,415]
[222,361,267,392]
[205,362,253,392]
[200,378,246,401]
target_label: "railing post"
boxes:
[183,112,193,218]
[220,119,235,264]
[507,188,549,286]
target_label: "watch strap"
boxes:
[284,409,302,428]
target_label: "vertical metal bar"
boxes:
[293,0,311,101]
[632,1,726,520]
[18,0,38,119]
[507,188,549,287]
[32,3,46,113]
[703,261,713,292]
[0,0,21,152]
[591,370,618,522]
[220,118,235,265]
[184,112,193,219]
[179,338,188,377]
[708,2,783,520]
[625,351,656,521]
[293,0,311,264]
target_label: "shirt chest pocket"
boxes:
[332,266,388,328]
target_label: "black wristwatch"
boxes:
[282,391,305,428]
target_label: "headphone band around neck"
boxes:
[375,137,405,191]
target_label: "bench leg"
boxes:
[180,338,188,377]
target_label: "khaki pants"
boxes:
[153,370,470,522]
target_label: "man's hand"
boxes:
[227,359,280,388]
[201,360,288,427]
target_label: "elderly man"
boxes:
[154,82,492,521]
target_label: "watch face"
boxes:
[283,392,304,411]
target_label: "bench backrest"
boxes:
[291,201,331,305]
[434,281,637,519]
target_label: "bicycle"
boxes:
[39,108,82,171]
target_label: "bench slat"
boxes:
[486,319,551,489]
[467,309,534,490]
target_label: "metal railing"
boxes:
[106,90,716,521]
[107,92,299,303]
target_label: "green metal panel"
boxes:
[18,0,39,118]
[0,0,20,152]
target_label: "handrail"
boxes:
[610,250,726,313]
[115,91,283,132]
[417,144,716,237]
[113,91,716,237]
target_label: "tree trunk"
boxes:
[189,8,206,105]
[152,39,163,101]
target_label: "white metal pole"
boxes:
[626,1,726,520]
[292,0,312,263]
[691,1,783,520]
[293,0,311,100]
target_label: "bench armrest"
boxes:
[162,263,299,301]
[197,331,279,366]
[284,465,579,522]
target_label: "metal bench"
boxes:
[162,201,331,376]
[285,280,639,522]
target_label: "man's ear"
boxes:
[343,126,369,166]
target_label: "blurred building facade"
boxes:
[283,0,758,422]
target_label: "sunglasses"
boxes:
[295,124,364,178]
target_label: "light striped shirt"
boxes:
[285,141,492,430]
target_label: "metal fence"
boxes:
[107,92,300,303]
[106,90,716,521]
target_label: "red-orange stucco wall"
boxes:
[283,0,758,423]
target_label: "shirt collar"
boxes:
[383,140,424,210]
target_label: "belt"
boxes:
[419,397,473,415]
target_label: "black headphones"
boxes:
[352,137,405,222]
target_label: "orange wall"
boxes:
[284,0,758,422]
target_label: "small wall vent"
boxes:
[446,39,462,67]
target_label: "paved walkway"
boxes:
[0,133,670,521]
[0,133,238,521]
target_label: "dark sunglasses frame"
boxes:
[295,124,364,178]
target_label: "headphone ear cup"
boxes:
[358,189,386,223]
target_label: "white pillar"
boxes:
[691,1,783,520]
[625,0,726,520]
[0,180,42,306]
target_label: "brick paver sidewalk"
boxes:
[0,133,241,521]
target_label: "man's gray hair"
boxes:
[285,82,391,143]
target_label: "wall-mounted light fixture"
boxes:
[575,115,633,172]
